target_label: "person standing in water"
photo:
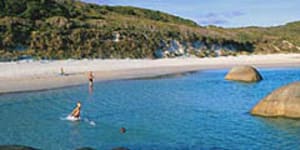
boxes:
[88,71,94,87]
[71,102,81,119]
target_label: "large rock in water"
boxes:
[225,66,262,82]
[251,82,300,118]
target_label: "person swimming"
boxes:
[120,127,126,134]
[70,102,81,119]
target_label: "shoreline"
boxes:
[0,53,300,94]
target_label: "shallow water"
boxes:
[0,68,300,150]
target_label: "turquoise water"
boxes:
[0,68,300,150]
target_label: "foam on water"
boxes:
[60,115,96,126]
[83,118,96,126]
[63,115,80,121]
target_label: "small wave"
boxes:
[90,121,96,126]
[83,118,96,126]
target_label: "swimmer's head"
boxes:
[120,127,126,134]
[77,102,81,108]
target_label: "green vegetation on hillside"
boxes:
[0,0,299,61]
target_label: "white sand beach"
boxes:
[0,53,299,94]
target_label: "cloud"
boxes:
[197,10,245,26]
[203,12,219,18]
[198,19,228,25]
[224,11,245,17]
[83,0,110,4]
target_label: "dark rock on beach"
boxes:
[251,82,300,118]
[225,65,262,82]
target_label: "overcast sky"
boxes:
[82,0,300,28]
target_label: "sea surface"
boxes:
[0,68,300,150]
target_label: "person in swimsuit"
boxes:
[88,71,94,87]
[71,102,81,119]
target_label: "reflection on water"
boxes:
[89,85,93,95]
[0,68,300,149]
[132,71,198,80]
[258,117,300,134]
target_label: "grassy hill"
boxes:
[0,0,299,61]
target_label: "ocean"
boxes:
[0,68,300,150]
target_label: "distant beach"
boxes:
[0,53,300,94]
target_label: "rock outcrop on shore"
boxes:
[225,66,262,82]
[251,82,300,118]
